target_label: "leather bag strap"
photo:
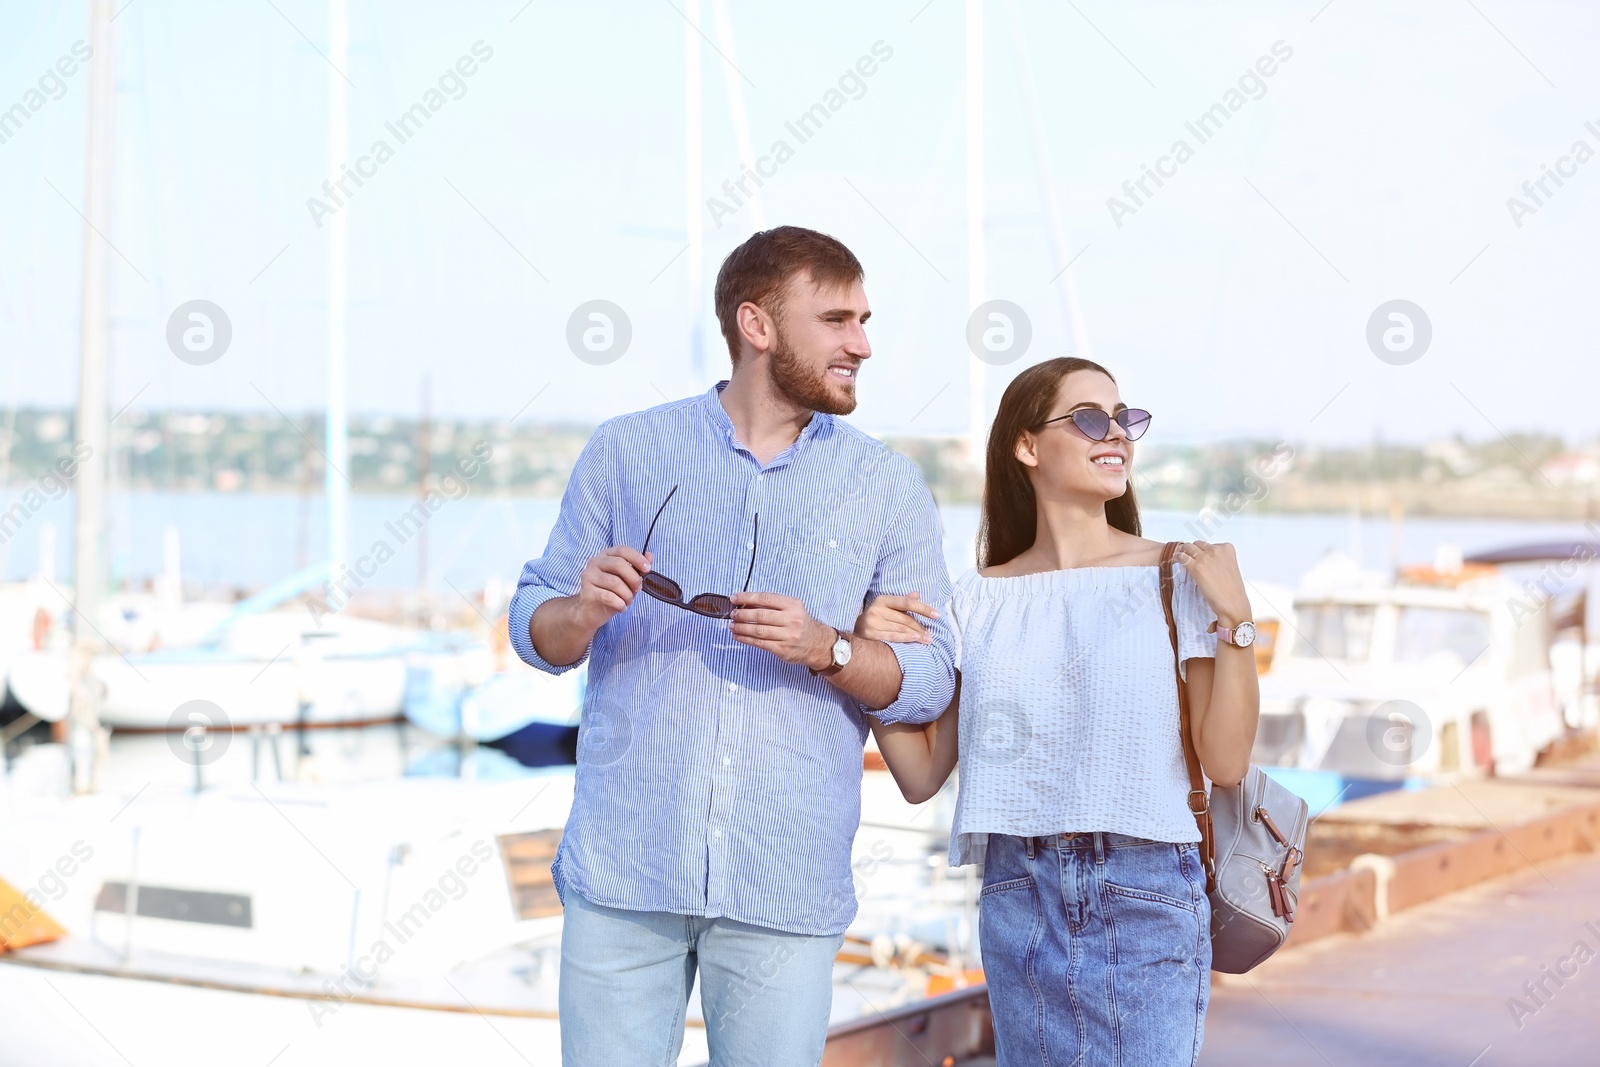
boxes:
[1159,541,1217,893]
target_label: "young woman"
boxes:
[857,357,1260,1066]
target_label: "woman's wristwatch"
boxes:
[1212,620,1257,648]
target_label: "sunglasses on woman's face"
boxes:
[1036,406,1152,442]
[639,485,757,619]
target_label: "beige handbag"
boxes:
[1159,542,1309,974]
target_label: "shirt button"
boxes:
[828,539,837,548]
[747,543,754,551]
[722,756,731,766]
[758,474,765,481]
[727,682,737,692]
[713,828,723,839]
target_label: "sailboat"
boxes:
[6,601,478,730]
[401,612,584,766]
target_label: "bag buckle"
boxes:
[1187,789,1210,816]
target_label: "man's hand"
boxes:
[729,592,835,670]
[731,590,914,711]
[530,545,652,667]
[573,546,654,628]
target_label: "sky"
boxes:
[1,0,1598,447]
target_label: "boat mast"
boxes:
[965,0,986,465]
[68,0,117,793]
[416,372,430,618]
[685,0,704,384]
[1005,0,1090,360]
[325,0,350,598]
[709,0,764,231]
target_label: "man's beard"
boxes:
[768,329,857,416]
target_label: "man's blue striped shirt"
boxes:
[507,383,956,936]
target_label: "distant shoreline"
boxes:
[2,409,1594,522]
[1,481,1594,524]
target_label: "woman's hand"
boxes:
[855,592,938,644]
[1176,541,1252,628]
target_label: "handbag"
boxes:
[1159,542,1309,974]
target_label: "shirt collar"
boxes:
[702,381,832,460]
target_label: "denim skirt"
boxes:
[978,831,1211,1067]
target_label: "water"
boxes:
[3,488,1594,594]
[939,506,1599,589]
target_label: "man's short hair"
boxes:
[713,226,864,362]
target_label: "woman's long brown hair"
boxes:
[976,357,1142,569]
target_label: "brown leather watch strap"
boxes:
[808,628,847,677]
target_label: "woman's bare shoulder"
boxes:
[976,559,1028,578]
[1110,533,1168,567]
[977,534,1171,575]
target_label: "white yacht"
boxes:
[1253,548,1579,784]
[0,762,978,1067]
[7,602,477,731]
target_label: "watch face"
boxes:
[1234,621,1257,647]
[834,635,853,666]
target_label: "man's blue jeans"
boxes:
[559,888,846,1066]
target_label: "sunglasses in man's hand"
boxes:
[638,485,757,619]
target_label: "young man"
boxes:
[508,226,957,1066]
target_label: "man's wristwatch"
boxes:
[1212,620,1257,648]
[809,628,853,676]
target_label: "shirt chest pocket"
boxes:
[774,528,876,629]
